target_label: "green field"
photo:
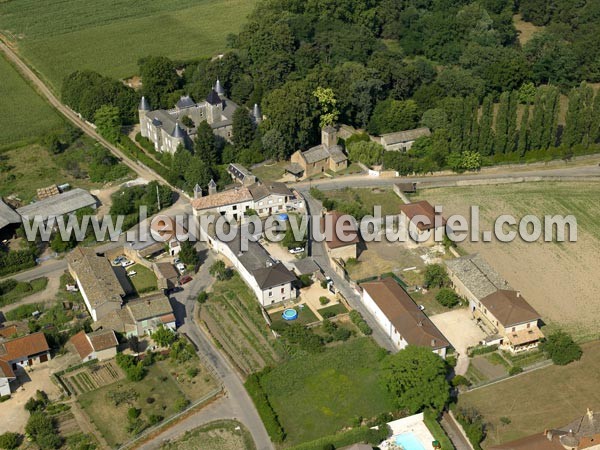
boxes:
[0,54,62,147]
[458,341,600,448]
[260,338,393,446]
[0,0,258,90]
[326,187,404,216]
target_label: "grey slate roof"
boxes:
[126,293,173,321]
[17,188,97,221]
[248,181,292,201]
[381,127,431,145]
[206,89,222,105]
[176,95,196,109]
[445,254,511,300]
[293,258,321,275]
[226,235,296,289]
[0,199,21,230]
[215,79,225,96]
[301,144,347,164]
[209,99,237,128]
[228,163,252,181]
[172,122,186,139]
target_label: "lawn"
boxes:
[259,337,393,446]
[269,305,319,328]
[160,420,256,450]
[317,303,348,317]
[326,187,404,217]
[0,54,62,147]
[0,277,48,307]
[78,358,217,448]
[418,182,600,340]
[458,340,600,448]
[0,0,259,90]
[128,264,158,295]
[252,161,288,182]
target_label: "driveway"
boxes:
[429,308,486,375]
[0,364,60,434]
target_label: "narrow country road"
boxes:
[0,38,179,193]
[138,245,274,450]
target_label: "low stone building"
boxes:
[380,127,431,151]
[361,278,449,357]
[69,329,118,362]
[66,247,125,322]
[228,163,256,186]
[0,332,51,396]
[399,200,446,246]
[323,211,360,261]
[288,127,348,179]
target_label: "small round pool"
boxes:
[282,308,298,321]
[278,213,289,221]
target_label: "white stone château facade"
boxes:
[138,80,262,154]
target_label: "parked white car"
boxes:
[121,260,134,268]
[176,262,186,273]
[288,247,304,254]
[127,270,137,277]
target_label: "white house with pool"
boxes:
[379,413,439,450]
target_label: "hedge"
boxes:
[289,425,390,450]
[244,372,285,443]
[423,409,455,450]
[468,344,498,357]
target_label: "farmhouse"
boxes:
[200,219,297,306]
[0,332,51,396]
[475,290,543,353]
[361,278,449,357]
[69,329,118,362]
[228,163,257,186]
[490,409,600,450]
[154,262,179,291]
[380,127,431,151]
[323,211,359,261]
[67,247,125,322]
[248,181,293,216]
[17,188,97,223]
[139,82,260,153]
[288,126,348,179]
[93,293,176,337]
[399,200,446,245]
[149,216,188,256]
[445,253,512,304]
[191,181,294,220]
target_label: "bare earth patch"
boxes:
[418,182,600,340]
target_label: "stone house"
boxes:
[0,332,51,396]
[288,127,348,179]
[69,329,118,362]
[323,211,359,261]
[380,127,431,151]
[399,200,446,246]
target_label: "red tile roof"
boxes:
[0,359,15,379]
[0,325,18,339]
[399,200,446,231]
[69,331,94,360]
[323,211,360,250]
[0,332,50,362]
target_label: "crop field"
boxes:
[160,420,256,450]
[326,187,405,216]
[61,360,124,396]
[418,181,600,341]
[458,341,600,448]
[0,0,259,90]
[0,54,62,147]
[200,274,285,376]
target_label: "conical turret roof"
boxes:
[139,96,150,111]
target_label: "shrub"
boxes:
[540,330,582,365]
[349,310,372,335]
[0,395,10,403]
[322,319,336,334]
[128,407,141,420]
[148,414,164,426]
[0,432,22,450]
[299,274,312,287]
[424,264,449,288]
[452,406,485,450]
[187,367,199,378]
[508,366,523,376]
[146,397,155,404]
[175,397,190,411]
[290,425,390,450]
[319,296,330,306]
[468,344,498,357]
[435,288,460,308]
[197,291,208,304]
[320,280,328,289]
[321,311,336,319]
[500,416,511,425]
[332,327,351,341]
[452,375,471,387]
[245,372,285,443]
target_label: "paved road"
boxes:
[0,38,179,193]
[296,161,600,192]
[302,192,396,352]
[139,245,274,450]
[441,412,474,450]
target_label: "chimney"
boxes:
[208,179,217,196]
[516,291,521,298]
[588,408,594,422]
[431,339,436,347]
[193,184,202,199]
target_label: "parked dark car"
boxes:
[179,275,193,285]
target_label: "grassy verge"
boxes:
[159,419,256,450]
[0,277,48,307]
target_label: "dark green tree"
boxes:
[540,330,582,365]
[178,241,199,266]
[232,108,256,150]
[194,121,218,166]
[139,56,180,108]
[517,104,530,155]
[478,95,495,156]
[94,105,121,143]
[384,346,450,413]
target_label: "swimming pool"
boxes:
[395,432,427,450]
